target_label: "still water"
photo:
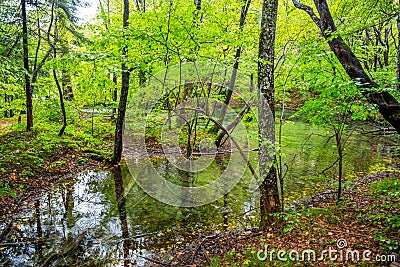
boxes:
[0,121,396,266]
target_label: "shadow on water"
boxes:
[0,122,397,266]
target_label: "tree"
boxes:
[19,0,82,131]
[257,0,281,226]
[292,0,400,134]
[112,0,130,164]
[50,4,67,136]
[398,5,400,91]
[21,0,33,131]
[300,80,369,201]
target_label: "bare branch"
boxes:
[291,0,320,26]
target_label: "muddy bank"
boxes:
[0,129,112,222]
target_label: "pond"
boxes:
[0,120,396,266]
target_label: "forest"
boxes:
[0,0,399,266]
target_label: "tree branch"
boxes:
[291,0,320,26]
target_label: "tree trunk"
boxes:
[54,69,67,136]
[397,9,400,91]
[112,73,118,121]
[4,94,8,118]
[21,0,33,131]
[335,131,343,201]
[257,0,281,227]
[211,0,252,136]
[112,0,131,164]
[215,99,251,147]
[383,27,389,67]
[293,0,400,133]
[52,17,67,137]
[363,29,370,70]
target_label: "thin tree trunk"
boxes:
[53,60,67,136]
[258,0,281,227]
[21,0,33,131]
[211,0,251,136]
[112,0,130,164]
[112,73,117,121]
[335,131,343,201]
[215,98,251,147]
[384,27,389,67]
[292,0,400,133]
[4,94,8,118]
[3,75,12,118]
[363,29,370,70]
[54,70,67,136]
[397,10,400,91]
[50,12,67,136]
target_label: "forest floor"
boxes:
[152,172,400,267]
[0,119,114,222]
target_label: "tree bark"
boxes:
[112,73,118,121]
[293,0,400,133]
[21,0,33,131]
[397,9,400,91]
[112,0,131,164]
[257,0,281,227]
[335,131,343,201]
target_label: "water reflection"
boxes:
[0,124,395,266]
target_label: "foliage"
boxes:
[299,79,369,128]
[208,176,400,266]
[0,181,24,197]
[370,177,400,198]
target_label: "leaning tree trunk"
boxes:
[222,0,251,107]
[257,0,281,227]
[292,0,400,133]
[21,0,33,131]
[112,0,131,164]
[211,0,252,136]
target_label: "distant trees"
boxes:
[0,0,82,131]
